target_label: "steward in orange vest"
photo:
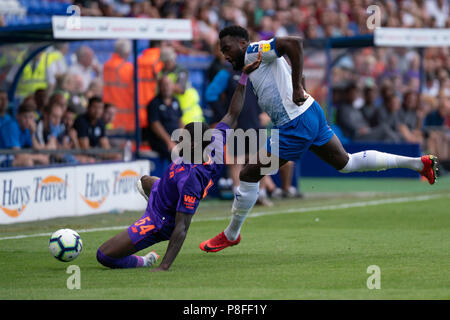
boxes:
[103,40,134,132]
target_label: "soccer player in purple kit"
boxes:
[96,53,263,272]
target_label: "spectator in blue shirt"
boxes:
[0,99,49,167]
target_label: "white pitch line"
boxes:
[0,194,447,241]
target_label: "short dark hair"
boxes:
[88,96,103,108]
[66,104,78,114]
[17,98,36,114]
[219,25,249,41]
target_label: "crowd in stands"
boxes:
[0,0,448,180]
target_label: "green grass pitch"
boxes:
[0,176,449,300]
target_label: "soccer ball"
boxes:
[49,229,83,262]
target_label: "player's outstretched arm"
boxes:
[220,52,262,128]
[151,211,193,272]
[275,36,306,105]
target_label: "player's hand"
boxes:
[242,51,262,74]
[293,85,307,105]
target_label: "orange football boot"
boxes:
[199,231,241,253]
[420,155,438,185]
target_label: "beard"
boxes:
[232,52,245,71]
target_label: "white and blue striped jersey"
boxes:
[244,38,314,127]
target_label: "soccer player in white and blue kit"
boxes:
[200,25,438,252]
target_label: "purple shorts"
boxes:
[127,180,174,251]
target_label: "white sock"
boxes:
[340,150,424,173]
[224,181,259,241]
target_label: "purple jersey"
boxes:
[146,122,229,227]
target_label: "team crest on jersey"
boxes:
[259,43,271,52]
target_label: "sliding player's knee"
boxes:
[140,176,159,196]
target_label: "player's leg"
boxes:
[97,175,162,269]
[199,150,289,252]
[310,134,438,184]
[136,175,160,201]
[96,229,159,269]
[308,101,438,184]
[98,230,136,258]
[201,108,325,252]
[225,157,287,240]
[97,184,163,269]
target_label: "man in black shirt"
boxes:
[146,76,182,161]
[74,96,120,160]
[74,96,107,148]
